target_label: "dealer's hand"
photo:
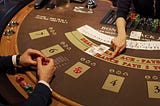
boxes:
[110,36,126,58]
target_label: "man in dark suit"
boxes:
[0,48,56,106]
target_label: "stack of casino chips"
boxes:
[101,9,160,33]
[126,12,160,32]
[16,75,33,94]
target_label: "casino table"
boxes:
[0,0,160,106]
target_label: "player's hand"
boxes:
[19,48,45,67]
[110,36,126,58]
[37,57,56,84]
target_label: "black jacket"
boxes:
[117,0,160,19]
[0,56,51,106]
[0,56,14,73]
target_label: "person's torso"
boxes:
[132,0,160,18]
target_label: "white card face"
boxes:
[102,74,125,93]
[85,46,98,56]
[77,25,160,50]
[147,81,160,99]
[77,25,114,45]
[96,44,110,54]
[85,44,109,56]
[130,31,142,40]
[126,40,160,50]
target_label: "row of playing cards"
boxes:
[85,44,110,56]
[77,25,160,50]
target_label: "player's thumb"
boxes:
[30,60,37,66]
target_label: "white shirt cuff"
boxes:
[38,80,52,92]
[12,55,17,66]
[13,56,52,91]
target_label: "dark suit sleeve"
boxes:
[117,0,131,19]
[23,83,52,106]
[0,56,14,73]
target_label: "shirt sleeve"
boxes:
[12,55,17,66]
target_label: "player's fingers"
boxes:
[47,58,54,66]
[44,57,50,62]
[110,47,120,58]
[47,58,56,71]
[28,48,45,57]
[37,57,43,71]
[41,57,49,65]
[29,59,37,65]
